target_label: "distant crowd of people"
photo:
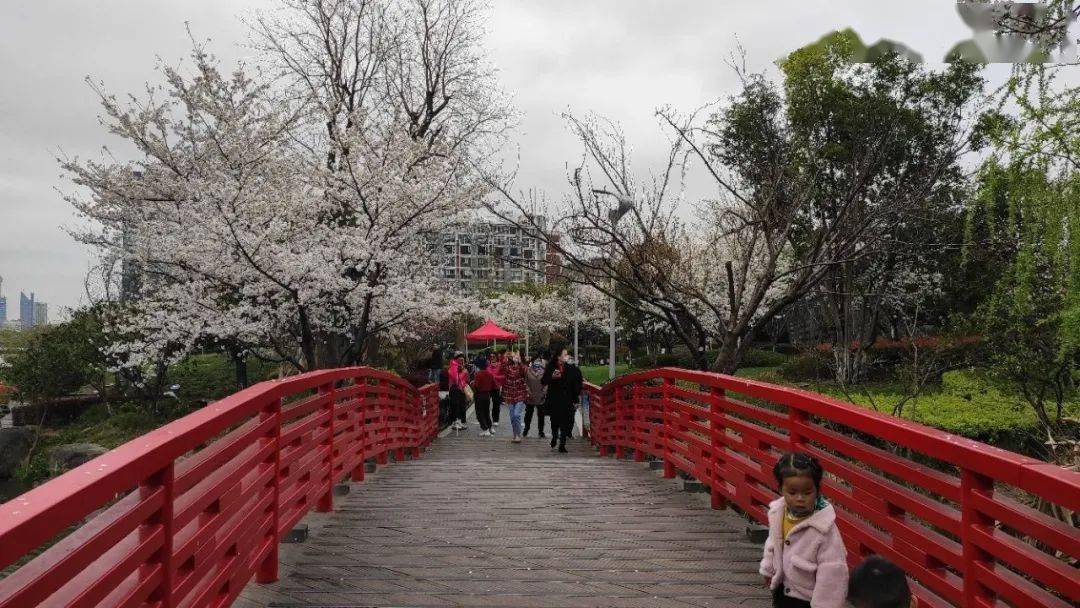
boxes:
[424,349,918,608]
[429,344,586,452]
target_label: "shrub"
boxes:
[740,348,789,368]
[780,353,832,381]
[653,353,689,367]
[811,369,1079,455]
[168,353,278,405]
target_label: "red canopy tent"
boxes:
[466,319,519,343]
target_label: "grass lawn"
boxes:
[583,362,1074,454]
[580,364,636,385]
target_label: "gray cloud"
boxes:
[0,0,983,311]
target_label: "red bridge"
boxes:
[0,367,1076,607]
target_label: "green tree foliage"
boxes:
[967,64,1080,461]
[0,310,109,403]
[722,33,983,382]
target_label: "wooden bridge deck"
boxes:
[236,408,771,608]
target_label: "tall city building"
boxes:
[432,217,550,292]
[20,292,35,330]
[33,301,48,326]
[0,275,7,324]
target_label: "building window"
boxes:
[461,245,471,255]
[510,247,520,257]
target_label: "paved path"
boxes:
[237,405,771,608]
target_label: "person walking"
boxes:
[447,352,469,430]
[428,347,443,383]
[500,349,529,443]
[490,351,505,427]
[524,353,548,438]
[471,357,497,436]
[542,346,583,453]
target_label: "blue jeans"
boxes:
[509,401,526,437]
[580,393,590,429]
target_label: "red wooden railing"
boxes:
[0,367,439,608]
[584,368,1079,608]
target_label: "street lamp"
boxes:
[595,191,636,381]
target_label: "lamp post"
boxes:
[595,192,636,381]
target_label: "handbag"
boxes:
[462,384,474,403]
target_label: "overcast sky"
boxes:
[0,1,1007,315]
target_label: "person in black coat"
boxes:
[428,348,444,383]
[541,346,583,453]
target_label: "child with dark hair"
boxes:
[759,452,848,608]
[471,358,497,436]
[848,556,912,608]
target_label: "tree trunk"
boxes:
[364,334,382,365]
[298,306,318,371]
[711,334,742,374]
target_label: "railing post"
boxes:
[395,383,407,462]
[633,384,645,462]
[662,375,676,479]
[351,378,367,482]
[143,462,175,607]
[257,396,282,584]
[615,383,626,459]
[961,469,996,608]
[317,382,336,513]
[376,380,390,466]
[709,385,727,510]
[411,388,422,459]
[598,388,610,457]
[607,385,620,458]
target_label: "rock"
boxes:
[47,443,108,474]
[0,427,34,478]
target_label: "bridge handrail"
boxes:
[584,367,1079,608]
[0,366,439,608]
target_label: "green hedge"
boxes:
[810,370,1079,454]
[780,353,832,381]
[168,353,279,405]
[741,349,789,368]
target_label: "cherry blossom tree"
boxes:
[64,45,329,373]
[248,0,514,363]
[64,37,486,376]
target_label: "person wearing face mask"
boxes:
[524,353,548,438]
[541,345,584,453]
[500,349,529,443]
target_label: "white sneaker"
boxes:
[481,429,493,437]
[493,422,500,427]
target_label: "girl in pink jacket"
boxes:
[759,452,848,608]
